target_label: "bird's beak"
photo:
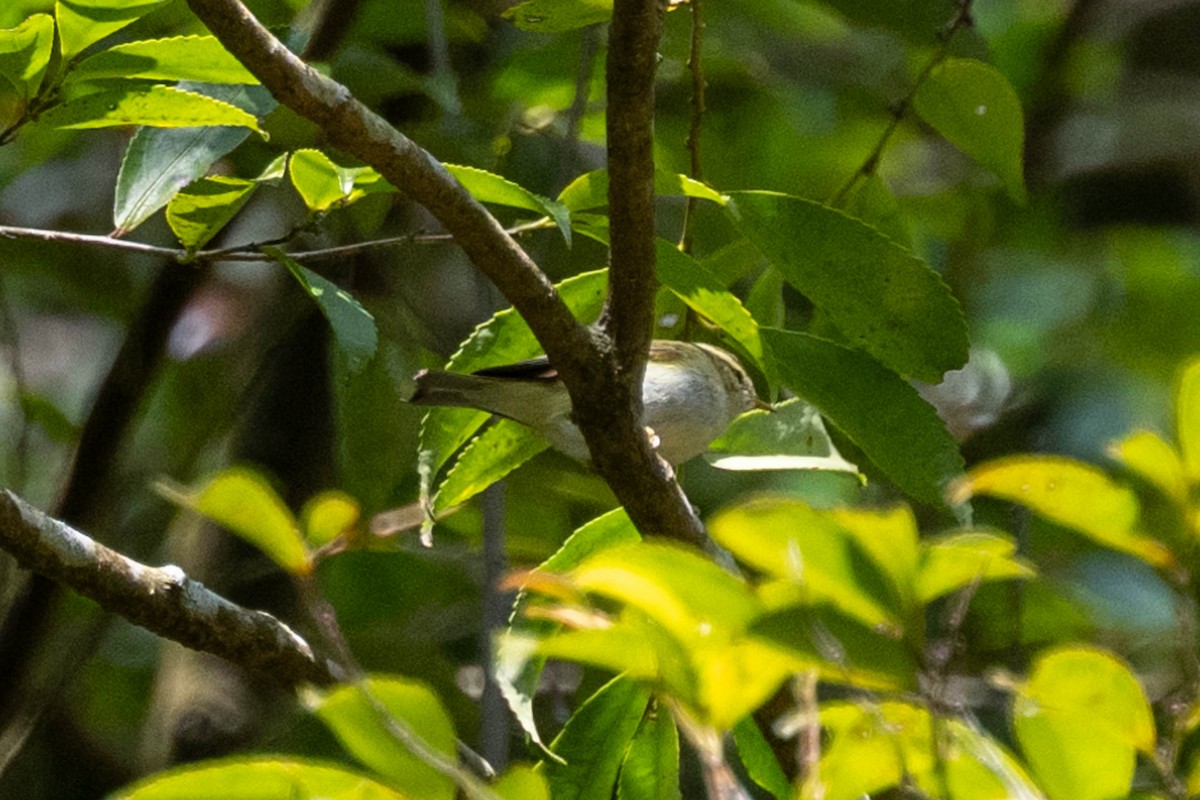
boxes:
[755,398,774,412]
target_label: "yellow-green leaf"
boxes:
[0,14,53,99]
[1108,429,1188,506]
[166,175,256,251]
[957,455,1172,567]
[69,35,258,84]
[1176,356,1200,481]
[56,0,171,60]
[39,85,265,133]
[110,757,407,799]
[160,466,309,575]
[301,490,360,547]
[1014,646,1154,800]
[915,531,1035,605]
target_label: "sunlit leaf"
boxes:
[1013,646,1154,800]
[40,85,265,133]
[763,329,965,509]
[166,175,256,250]
[1176,356,1200,482]
[69,36,258,84]
[494,765,550,800]
[729,192,968,382]
[267,247,378,374]
[497,508,641,749]
[110,757,406,799]
[158,466,309,575]
[914,58,1027,203]
[704,398,860,475]
[307,676,456,800]
[828,505,920,613]
[56,0,171,60]
[955,455,1172,567]
[708,497,900,630]
[446,163,571,243]
[655,240,768,377]
[112,83,275,234]
[289,148,392,212]
[915,531,1035,605]
[432,419,549,514]
[1109,429,1188,507]
[804,701,1043,800]
[618,708,680,800]
[692,637,796,731]
[539,676,652,800]
[0,14,53,99]
[300,490,360,547]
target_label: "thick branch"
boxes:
[184,0,592,378]
[0,490,336,687]
[603,0,664,372]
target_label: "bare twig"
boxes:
[0,278,29,492]
[0,219,555,264]
[828,0,976,206]
[0,490,337,687]
[679,0,706,254]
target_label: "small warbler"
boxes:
[410,340,767,464]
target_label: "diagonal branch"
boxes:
[0,490,337,687]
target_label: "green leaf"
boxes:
[418,269,607,498]
[1014,646,1153,800]
[732,717,791,800]
[804,701,1042,800]
[112,83,275,234]
[300,490,360,547]
[159,466,309,575]
[494,765,551,800]
[56,0,171,60]
[957,455,1173,568]
[751,606,917,691]
[446,163,571,244]
[39,85,265,133]
[1109,429,1189,507]
[69,35,258,84]
[914,531,1035,605]
[617,707,680,800]
[267,248,378,373]
[704,397,860,475]
[289,148,392,212]
[1176,356,1200,482]
[570,542,763,643]
[558,168,725,212]
[728,192,968,382]
[497,508,641,749]
[914,58,1027,203]
[502,0,613,33]
[308,676,457,800]
[827,505,921,615]
[655,240,768,378]
[165,175,256,250]
[110,757,407,799]
[539,676,652,800]
[0,14,53,99]
[762,329,965,508]
[708,497,900,630]
[432,419,550,514]
[19,392,79,443]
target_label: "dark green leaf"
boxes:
[112,82,275,234]
[540,676,652,800]
[732,717,791,800]
[618,707,680,800]
[432,419,550,514]
[446,163,572,244]
[762,329,965,508]
[165,175,256,250]
[704,397,860,475]
[267,247,378,374]
[728,191,968,382]
[503,0,613,34]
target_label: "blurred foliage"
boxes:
[4,0,1200,798]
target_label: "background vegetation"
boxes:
[3,0,1200,798]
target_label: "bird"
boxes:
[409,340,766,464]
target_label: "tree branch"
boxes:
[183,0,705,546]
[0,490,337,687]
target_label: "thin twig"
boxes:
[0,219,555,264]
[679,0,706,254]
[828,0,976,207]
[0,278,29,492]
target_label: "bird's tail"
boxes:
[409,369,497,410]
